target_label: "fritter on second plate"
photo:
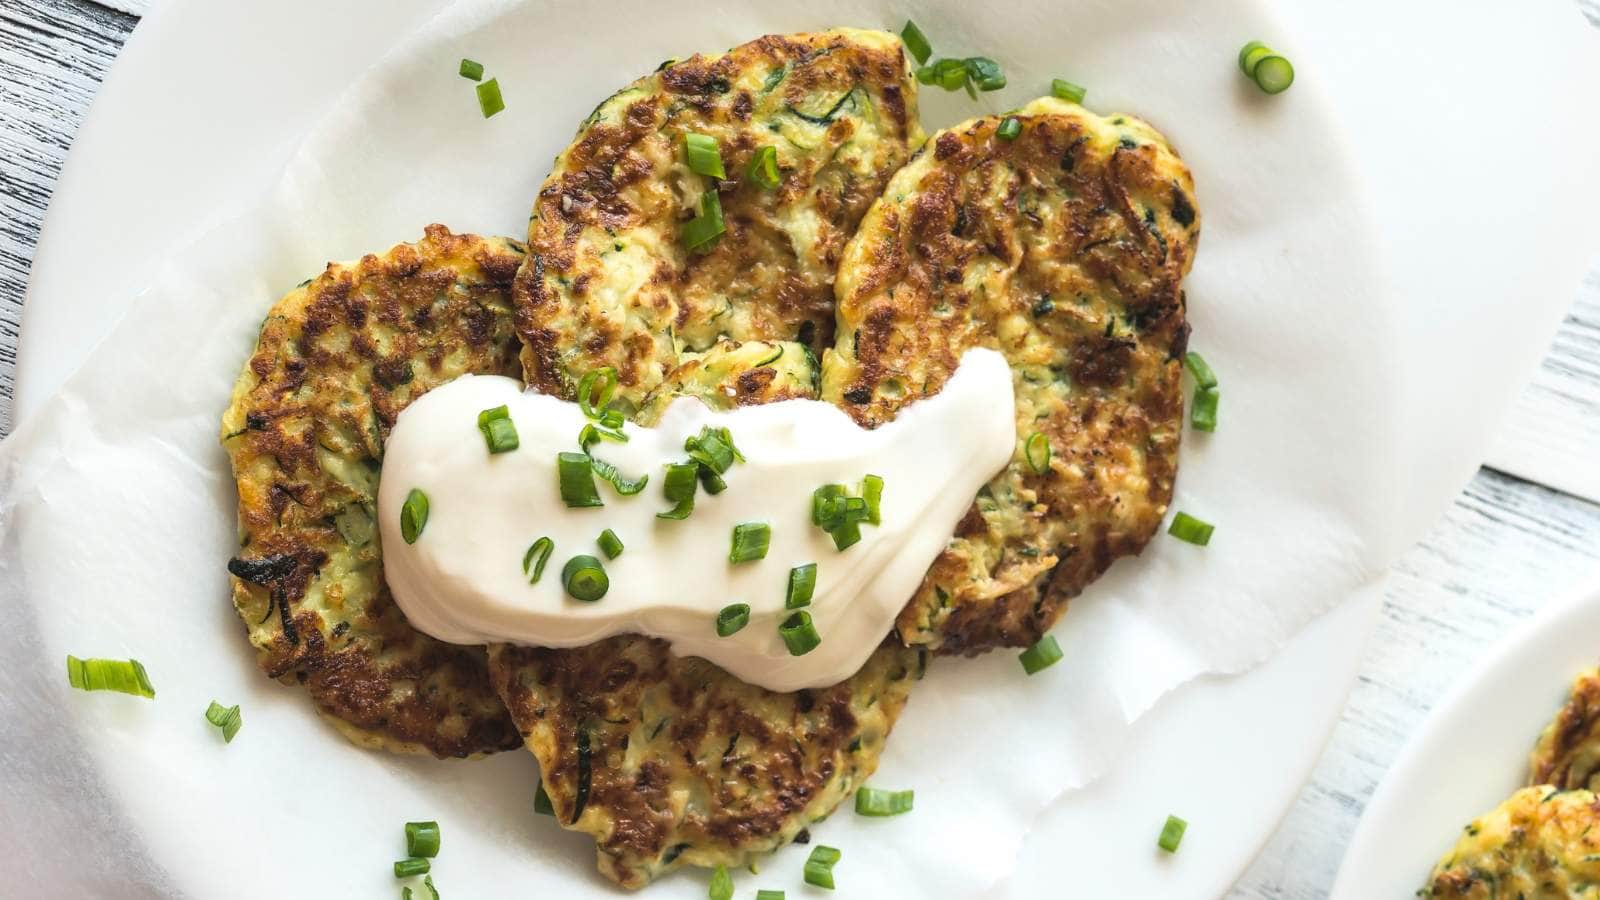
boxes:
[221,224,523,758]
[514,27,923,410]
[1530,665,1600,790]
[1422,786,1600,898]
[822,96,1199,654]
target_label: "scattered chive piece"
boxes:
[756,892,785,900]
[658,462,700,520]
[600,407,625,430]
[1183,351,1218,389]
[854,786,914,817]
[405,821,441,858]
[422,875,440,900]
[803,845,841,890]
[533,782,554,816]
[786,563,817,609]
[1168,512,1215,546]
[709,864,734,900]
[1051,78,1087,103]
[809,846,842,866]
[812,484,846,526]
[684,132,727,179]
[1237,40,1269,74]
[401,488,430,543]
[579,423,627,453]
[476,78,505,118]
[963,56,1006,91]
[682,190,726,253]
[1158,814,1188,853]
[589,456,649,496]
[729,522,771,564]
[686,426,737,474]
[557,452,604,508]
[597,528,624,560]
[746,145,780,190]
[862,474,883,525]
[577,368,618,420]
[394,858,430,878]
[699,467,728,495]
[900,20,932,65]
[66,656,155,698]
[476,404,519,454]
[996,116,1022,141]
[1024,432,1052,474]
[1238,41,1294,94]
[716,603,751,637]
[1191,387,1219,433]
[779,611,821,657]
[459,58,484,81]
[562,555,609,602]
[204,700,242,742]
[523,537,555,583]
[1018,634,1064,675]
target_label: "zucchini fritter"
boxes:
[822,97,1199,654]
[1422,786,1600,898]
[514,27,923,410]
[1531,666,1600,790]
[221,225,523,758]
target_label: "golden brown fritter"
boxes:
[1422,786,1600,898]
[514,28,923,411]
[220,224,523,758]
[822,96,1199,654]
[1531,666,1600,790]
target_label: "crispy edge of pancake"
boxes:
[1422,786,1600,898]
[822,96,1198,654]
[1530,666,1600,790]
[220,224,524,758]
[513,28,923,410]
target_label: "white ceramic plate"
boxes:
[1332,571,1600,896]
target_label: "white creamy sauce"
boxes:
[378,348,1015,692]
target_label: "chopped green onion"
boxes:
[523,537,555,583]
[779,611,821,657]
[562,555,609,602]
[809,846,841,866]
[599,408,625,430]
[558,452,604,508]
[1183,351,1218,389]
[1018,634,1063,674]
[1238,40,1270,74]
[579,423,627,452]
[686,427,737,474]
[756,892,785,900]
[929,57,967,91]
[1191,387,1219,433]
[829,519,862,551]
[476,404,519,454]
[1252,54,1294,94]
[746,145,780,190]
[589,455,649,496]
[786,563,817,609]
[709,864,734,900]
[728,522,771,563]
[1024,432,1052,474]
[996,116,1022,141]
[804,845,841,890]
[854,786,914,817]
[405,821,441,858]
[65,655,155,698]
[534,782,554,816]
[1158,814,1188,853]
[204,700,242,742]
[698,467,728,495]
[812,484,846,526]
[900,20,932,65]
[915,64,937,85]
[597,528,624,560]
[963,57,1006,91]
[1051,78,1087,103]
[422,875,440,900]
[394,858,430,878]
[862,474,883,525]
[682,190,726,253]
[577,368,618,420]
[476,78,505,118]
[459,58,484,81]
[658,462,699,519]
[716,603,751,637]
[715,426,744,463]
[1168,511,1214,546]
[401,488,429,543]
[684,132,726,179]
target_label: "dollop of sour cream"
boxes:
[378,348,1015,692]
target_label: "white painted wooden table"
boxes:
[4,1,1599,895]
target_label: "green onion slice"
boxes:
[422,875,440,900]
[476,78,505,118]
[589,455,649,496]
[728,522,771,564]
[682,190,726,253]
[1238,40,1270,74]
[699,467,728,495]
[716,603,751,637]
[657,462,700,520]
[709,864,734,900]
[803,845,841,890]
[66,655,155,698]
[1018,634,1064,675]
[577,367,618,420]
[579,423,628,453]
[401,488,430,543]
[786,563,817,609]
[900,20,932,65]
[459,58,484,81]
[1168,511,1215,546]
[599,407,625,430]
[405,821,441,858]
[1252,54,1294,94]
[862,474,883,525]
[1158,814,1188,853]
[558,452,604,508]
[394,858,430,878]
[686,427,737,474]
[1051,78,1087,103]
[597,528,624,560]
[562,555,609,602]
[533,781,554,816]
[812,484,846,526]
[746,145,780,190]
[1024,432,1052,474]
[523,536,555,583]
[204,700,242,742]
[963,56,1006,91]
[684,132,726,179]
[779,611,822,657]
[477,404,519,454]
[1183,351,1218,389]
[755,892,785,900]
[932,58,967,91]
[1191,387,1219,433]
[854,786,914,817]
[996,116,1022,141]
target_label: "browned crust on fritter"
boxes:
[220,224,523,758]
[1531,667,1600,790]
[824,99,1199,654]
